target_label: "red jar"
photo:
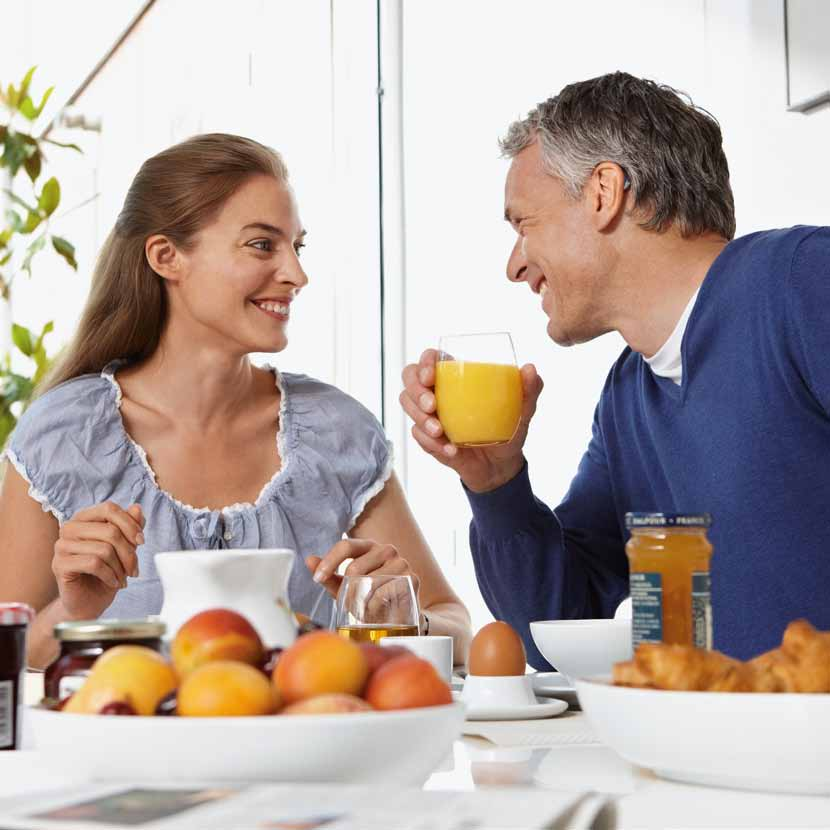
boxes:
[44,619,165,702]
[0,603,34,751]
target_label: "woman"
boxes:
[0,133,471,668]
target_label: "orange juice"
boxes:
[435,360,522,446]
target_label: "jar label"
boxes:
[692,571,712,649]
[58,672,89,701]
[630,572,663,647]
[0,679,11,748]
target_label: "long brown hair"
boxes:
[40,133,288,393]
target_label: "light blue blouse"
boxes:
[4,362,393,627]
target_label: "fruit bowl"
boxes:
[27,702,465,785]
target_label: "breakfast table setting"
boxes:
[2,545,830,829]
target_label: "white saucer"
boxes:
[532,672,579,707]
[453,692,568,721]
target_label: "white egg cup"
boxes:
[461,674,537,708]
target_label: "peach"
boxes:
[359,643,411,679]
[274,631,369,704]
[64,645,177,716]
[178,661,279,717]
[282,693,373,715]
[171,608,263,677]
[365,655,452,711]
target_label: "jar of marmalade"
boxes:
[0,603,34,751]
[625,513,713,649]
[44,619,165,701]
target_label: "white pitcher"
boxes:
[155,549,297,648]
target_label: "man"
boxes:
[400,71,830,669]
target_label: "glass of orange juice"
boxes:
[434,332,522,446]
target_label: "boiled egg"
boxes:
[467,621,527,676]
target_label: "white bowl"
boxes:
[529,619,632,682]
[27,703,465,785]
[576,677,830,794]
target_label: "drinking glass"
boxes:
[434,332,522,447]
[334,575,420,644]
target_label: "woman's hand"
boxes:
[53,502,145,621]
[306,539,421,599]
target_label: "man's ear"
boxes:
[145,234,184,283]
[585,162,628,232]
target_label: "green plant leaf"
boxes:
[32,86,54,119]
[18,97,36,121]
[18,67,37,103]
[22,211,42,234]
[33,320,54,352]
[0,409,17,452]
[11,324,33,357]
[38,177,60,216]
[51,235,77,269]
[0,372,35,405]
[43,138,82,154]
[6,83,18,111]
[0,252,11,266]
[1,130,32,176]
[0,228,10,248]
[21,234,46,275]
[6,210,23,232]
[23,148,41,182]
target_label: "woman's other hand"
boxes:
[53,502,145,620]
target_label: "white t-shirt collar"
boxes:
[643,288,700,385]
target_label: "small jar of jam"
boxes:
[625,513,713,650]
[1,603,34,751]
[44,619,165,702]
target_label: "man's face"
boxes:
[504,140,611,346]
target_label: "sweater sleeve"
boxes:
[465,411,629,670]
[786,227,830,416]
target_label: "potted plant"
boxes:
[0,66,81,448]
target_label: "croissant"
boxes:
[613,619,830,693]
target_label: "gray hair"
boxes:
[500,72,736,240]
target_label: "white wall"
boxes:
[398,0,829,631]
[3,1,828,632]
[3,0,384,416]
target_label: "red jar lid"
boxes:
[0,603,35,626]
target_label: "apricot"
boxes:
[274,631,369,704]
[282,693,373,715]
[171,608,264,677]
[365,655,452,710]
[359,643,410,678]
[178,661,279,717]
[64,645,177,716]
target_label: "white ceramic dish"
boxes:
[576,677,830,795]
[27,702,465,785]
[460,674,537,708]
[452,692,567,721]
[530,619,632,683]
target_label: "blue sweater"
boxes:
[466,226,830,669]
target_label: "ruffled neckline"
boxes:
[101,361,291,516]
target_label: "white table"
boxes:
[9,673,830,829]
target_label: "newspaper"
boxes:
[0,783,609,830]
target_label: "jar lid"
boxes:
[53,619,166,642]
[0,603,35,626]
[625,512,712,529]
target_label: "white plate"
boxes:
[531,672,579,707]
[27,702,465,785]
[576,677,830,795]
[453,692,567,721]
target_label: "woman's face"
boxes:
[172,174,308,355]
